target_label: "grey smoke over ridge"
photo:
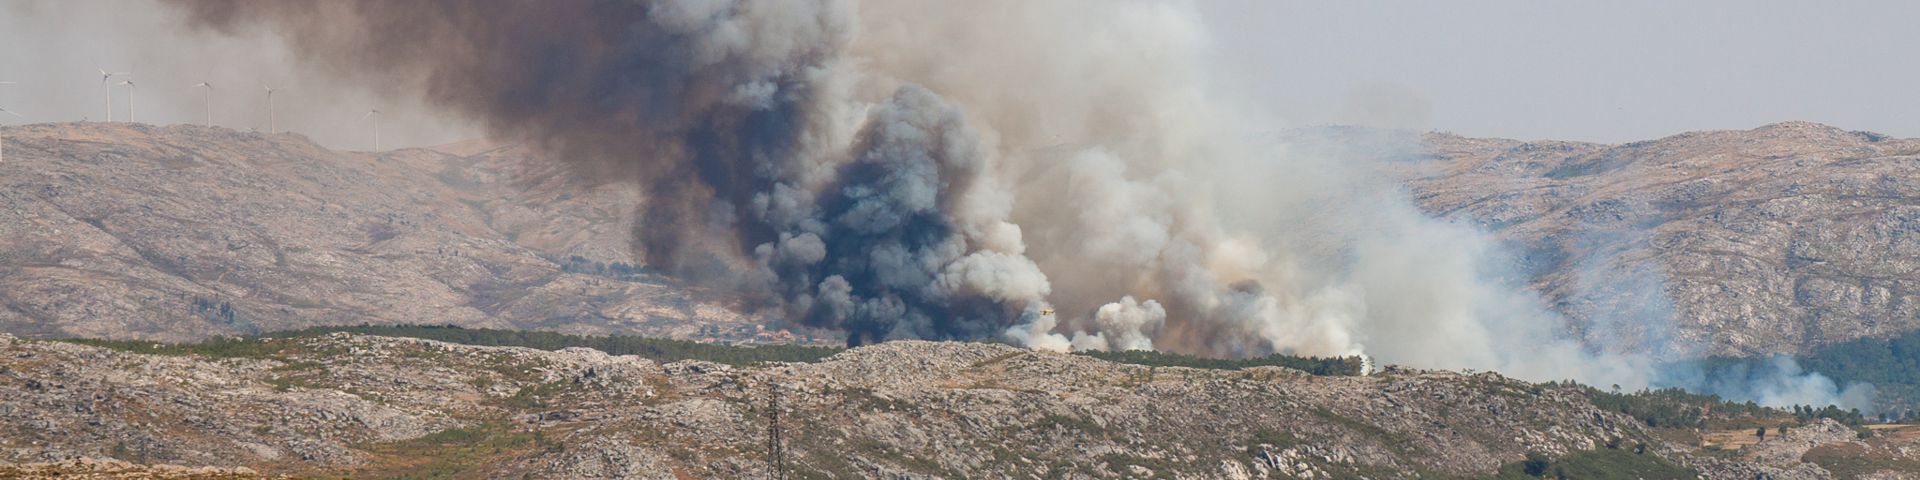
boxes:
[164,0,1048,346]
[1699,357,1877,412]
[157,0,1870,409]
[1563,219,1872,410]
[153,0,1631,370]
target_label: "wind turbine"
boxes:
[0,82,19,163]
[194,82,213,126]
[262,83,278,134]
[362,108,382,151]
[96,68,129,122]
[117,79,138,123]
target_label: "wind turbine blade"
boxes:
[0,109,24,118]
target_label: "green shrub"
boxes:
[1496,448,1695,479]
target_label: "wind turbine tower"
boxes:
[117,79,138,123]
[363,109,382,151]
[263,83,278,134]
[97,68,128,122]
[0,82,20,163]
[194,82,214,126]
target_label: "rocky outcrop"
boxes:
[1746,419,1861,466]
[10,331,1914,478]
[0,458,271,479]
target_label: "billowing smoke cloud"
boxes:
[163,0,1053,345]
[1069,296,1165,352]
[157,0,1872,410]
[152,0,1631,367]
[763,85,1051,344]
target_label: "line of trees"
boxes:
[1075,349,1362,376]
[1562,382,1869,429]
[555,255,650,279]
[271,324,844,366]
[1790,404,1867,425]
[1695,328,1920,413]
[1562,383,1782,428]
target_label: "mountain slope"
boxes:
[0,123,828,344]
[6,121,1918,359]
[1400,122,1920,356]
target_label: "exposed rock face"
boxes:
[1399,122,1920,356]
[0,458,270,479]
[0,123,832,344]
[6,332,1913,479]
[1745,419,1860,467]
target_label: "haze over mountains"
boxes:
[0,122,831,345]
[6,121,1917,362]
[4,119,1920,478]
[3,1,1918,478]
[1403,121,1920,358]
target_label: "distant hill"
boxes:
[1399,122,1920,357]
[7,121,1919,360]
[0,123,835,345]
[9,122,1920,478]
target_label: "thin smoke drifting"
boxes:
[161,0,1870,409]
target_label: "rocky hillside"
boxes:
[1399,122,1920,357]
[5,331,1917,479]
[0,123,832,345]
[5,120,1916,359]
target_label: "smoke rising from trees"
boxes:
[156,0,1869,409]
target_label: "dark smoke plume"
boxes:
[151,0,1878,412]
[163,0,1050,345]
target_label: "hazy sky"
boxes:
[1200,0,1920,142]
[0,0,482,150]
[1,0,1916,148]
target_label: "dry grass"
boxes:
[1698,429,1768,450]
[1864,423,1920,441]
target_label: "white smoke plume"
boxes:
[1567,209,1873,411]
[1658,356,1879,413]
[1069,296,1166,352]
[151,0,1873,410]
